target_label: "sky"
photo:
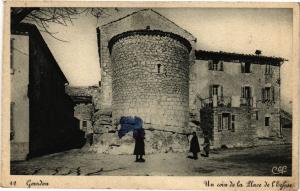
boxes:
[38,8,293,111]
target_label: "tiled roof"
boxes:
[195,50,286,66]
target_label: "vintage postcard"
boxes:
[1,1,299,190]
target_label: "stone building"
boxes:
[11,23,86,160]
[92,9,197,153]
[69,9,287,153]
[191,50,284,148]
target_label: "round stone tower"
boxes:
[108,30,191,133]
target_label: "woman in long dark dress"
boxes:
[190,132,200,160]
[133,128,145,162]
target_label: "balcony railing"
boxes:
[201,96,232,108]
[240,97,253,107]
[201,96,256,108]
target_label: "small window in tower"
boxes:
[256,111,259,120]
[157,64,161,74]
[265,117,270,127]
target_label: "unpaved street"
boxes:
[11,144,292,176]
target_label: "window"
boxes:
[241,62,251,73]
[241,86,252,99]
[256,111,259,120]
[262,86,275,102]
[212,85,219,96]
[213,60,218,70]
[208,60,224,71]
[157,64,161,74]
[241,86,252,106]
[265,63,272,74]
[82,120,87,128]
[265,117,270,126]
[218,113,231,131]
[210,85,223,97]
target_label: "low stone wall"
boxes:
[89,129,190,154]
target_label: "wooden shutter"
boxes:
[249,87,252,98]
[208,61,212,70]
[261,88,265,103]
[220,86,223,97]
[218,114,222,131]
[220,61,224,71]
[272,86,275,102]
[241,63,245,73]
[241,87,244,98]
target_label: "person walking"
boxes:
[202,134,210,157]
[189,132,200,160]
[133,128,145,162]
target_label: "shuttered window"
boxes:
[265,63,272,74]
[208,60,224,71]
[241,86,252,98]
[262,86,275,103]
[218,113,232,132]
[241,62,251,73]
[209,85,223,97]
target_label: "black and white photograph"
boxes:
[2,2,298,189]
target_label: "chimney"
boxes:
[255,50,262,56]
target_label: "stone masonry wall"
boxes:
[92,10,197,154]
[190,59,282,140]
[110,33,190,133]
[74,104,93,133]
[98,9,196,112]
[212,107,257,148]
[65,86,101,110]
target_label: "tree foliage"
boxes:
[11,8,119,41]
